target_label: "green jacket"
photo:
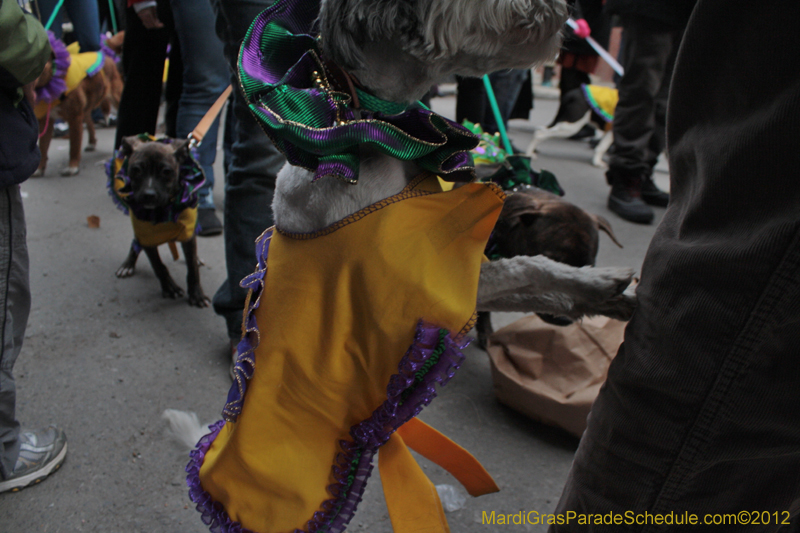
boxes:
[0,0,52,185]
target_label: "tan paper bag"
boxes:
[486,315,626,437]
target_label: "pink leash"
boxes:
[38,102,54,139]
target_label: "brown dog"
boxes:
[477,185,623,346]
[111,136,210,307]
[35,37,124,176]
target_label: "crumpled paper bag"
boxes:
[486,315,626,437]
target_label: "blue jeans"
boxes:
[169,0,229,210]
[211,0,285,340]
[36,0,101,52]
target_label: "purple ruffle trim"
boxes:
[36,31,70,103]
[223,227,273,421]
[188,322,469,533]
[100,34,120,63]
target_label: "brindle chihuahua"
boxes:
[114,136,210,307]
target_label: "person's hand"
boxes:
[22,81,37,106]
[573,18,591,39]
[137,6,164,29]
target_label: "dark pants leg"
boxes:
[551,1,800,530]
[211,0,285,341]
[455,76,486,125]
[607,16,680,179]
[0,187,30,480]
[114,1,179,147]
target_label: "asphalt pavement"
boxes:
[0,90,667,532]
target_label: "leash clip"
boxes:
[188,132,201,149]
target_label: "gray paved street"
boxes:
[0,90,667,532]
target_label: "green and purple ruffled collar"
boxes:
[238,0,479,184]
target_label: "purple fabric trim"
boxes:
[36,31,70,103]
[187,321,469,533]
[223,228,273,421]
[100,34,120,63]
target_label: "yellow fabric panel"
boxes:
[396,417,499,497]
[130,207,198,247]
[380,432,450,533]
[199,174,504,532]
[64,52,99,94]
[587,85,618,117]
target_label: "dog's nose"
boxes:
[141,189,158,203]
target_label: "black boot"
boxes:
[641,176,670,207]
[607,171,654,224]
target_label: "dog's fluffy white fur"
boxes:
[319,0,569,103]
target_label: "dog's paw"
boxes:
[32,168,45,178]
[187,286,211,308]
[570,267,636,319]
[60,166,80,177]
[115,264,135,278]
[161,280,185,300]
[85,143,96,152]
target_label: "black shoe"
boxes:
[607,173,654,224]
[641,177,669,207]
[197,208,223,237]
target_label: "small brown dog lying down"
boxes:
[476,185,623,346]
[34,32,123,176]
[109,135,210,307]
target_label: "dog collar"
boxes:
[106,135,206,225]
[238,0,478,184]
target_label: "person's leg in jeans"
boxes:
[551,1,800,530]
[63,0,101,52]
[211,0,285,347]
[35,0,101,52]
[170,0,229,235]
[605,15,679,224]
[0,187,30,479]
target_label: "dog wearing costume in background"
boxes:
[108,135,210,307]
[526,83,618,168]
[165,1,637,532]
[34,31,123,176]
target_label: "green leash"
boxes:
[482,74,514,155]
[43,0,66,30]
[107,0,118,34]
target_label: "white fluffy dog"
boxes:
[273,0,636,319]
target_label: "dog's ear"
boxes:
[170,139,192,163]
[119,136,144,159]
[592,214,623,248]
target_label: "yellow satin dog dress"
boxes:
[188,173,503,533]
